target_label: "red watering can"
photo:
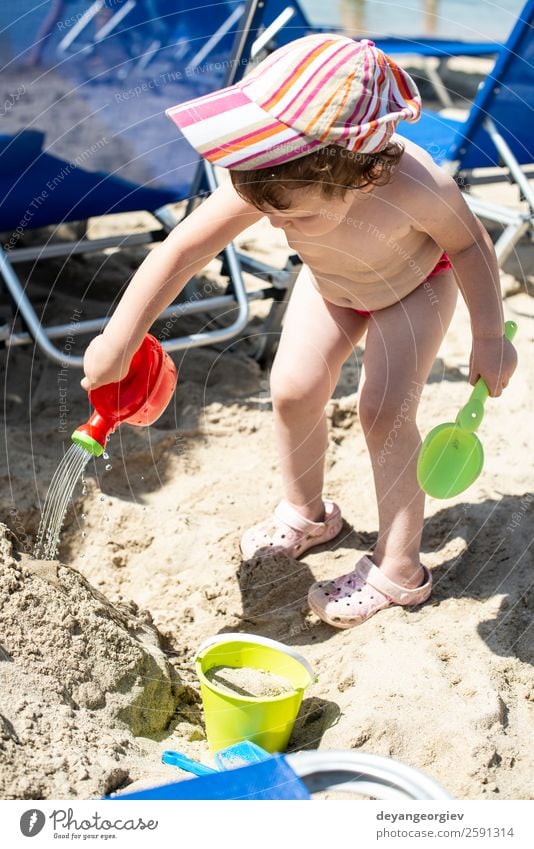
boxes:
[72,335,177,457]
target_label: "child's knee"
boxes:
[270,365,329,415]
[358,385,420,439]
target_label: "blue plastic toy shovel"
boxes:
[161,742,271,776]
[161,750,217,776]
[417,320,517,499]
[214,741,270,770]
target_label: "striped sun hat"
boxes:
[166,33,421,170]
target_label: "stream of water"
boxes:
[33,443,92,561]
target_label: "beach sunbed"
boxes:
[292,1,533,264]
[396,0,534,265]
[301,19,502,109]
[361,36,502,109]
[0,0,301,367]
[56,1,248,80]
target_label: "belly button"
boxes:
[338,297,352,305]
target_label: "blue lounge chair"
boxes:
[362,36,502,109]
[0,0,302,366]
[366,37,502,61]
[297,1,504,107]
[302,25,502,108]
[395,0,534,265]
[283,2,532,263]
[298,0,533,264]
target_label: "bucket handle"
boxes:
[194,632,316,683]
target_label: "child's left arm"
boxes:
[409,162,517,398]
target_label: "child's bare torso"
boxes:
[284,138,445,311]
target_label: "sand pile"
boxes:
[0,524,184,799]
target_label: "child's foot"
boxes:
[240,499,343,560]
[308,555,432,629]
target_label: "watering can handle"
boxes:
[194,633,316,682]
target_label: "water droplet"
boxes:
[103,452,109,460]
[140,476,144,481]
[81,513,86,520]
[82,532,86,538]
[100,496,105,501]
[105,464,112,471]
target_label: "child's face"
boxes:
[261,185,361,237]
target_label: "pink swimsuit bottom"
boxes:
[352,252,452,317]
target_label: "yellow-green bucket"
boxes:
[194,634,315,754]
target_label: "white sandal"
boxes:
[308,555,433,629]
[240,499,343,560]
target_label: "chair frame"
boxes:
[0,0,300,368]
[433,0,534,265]
[462,118,534,264]
[374,37,502,109]
[305,2,534,266]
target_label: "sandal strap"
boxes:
[355,556,432,605]
[274,500,326,533]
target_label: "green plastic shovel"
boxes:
[417,320,517,499]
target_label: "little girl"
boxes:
[82,34,517,628]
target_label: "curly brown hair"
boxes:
[230,140,404,211]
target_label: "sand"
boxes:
[205,666,294,698]
[1,60,533,800]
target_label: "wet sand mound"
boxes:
[0,525,184,799]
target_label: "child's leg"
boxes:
[359,269,458,587]
[271,266,369,521]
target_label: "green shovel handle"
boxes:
[472,320,517,403]
[456,320,517,431]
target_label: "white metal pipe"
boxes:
[186,4,245,71]
[57,0,105,53]
[94,0,136,42]
[251,7,295,58]
[484,117,534,209]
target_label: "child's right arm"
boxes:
[81,179,264,389]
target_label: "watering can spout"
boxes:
[72,335,177,457]
[72,411,113,457]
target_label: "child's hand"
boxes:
[81,334,134,391]
[469,334,518,397]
